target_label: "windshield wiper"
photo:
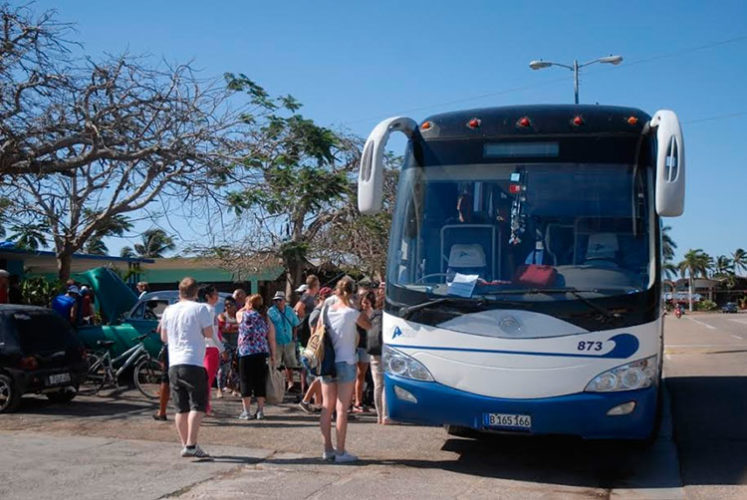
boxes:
[395,296,486,320]
[527,287,623,322]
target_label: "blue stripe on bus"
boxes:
[389,333,639,359]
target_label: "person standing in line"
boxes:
[198,285,225,416]
[320,277,372,463]
[267,291,300,392]
[217,296,240,397]
[294,275,320,395]
[237,294,276,420]
[352,281,373,412]
[363,291,387,424]
[136,281,149,299]
[233,289,247,311]
[159,277,214,459]
[298,286,333,413]
[153,322,170,422]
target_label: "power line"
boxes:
[342,34,747,128]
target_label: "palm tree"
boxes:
[713,255,733,277]
[133,229,176,258]
[732,248,746,277]
[84,236,108,255]
[678,249,711,311]
[120,246,136,258]
[662,225,677,262]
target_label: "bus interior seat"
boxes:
[446,244,487,279]
[545,224,575,266]
[584,232,619,265]
[441,225,496,280]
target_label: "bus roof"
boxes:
[420,104,651,140]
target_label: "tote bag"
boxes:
[301,306,328,375]
[265,361,286,404]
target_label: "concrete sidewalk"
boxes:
[0,432,272,500]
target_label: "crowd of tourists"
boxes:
[156,274,386,463]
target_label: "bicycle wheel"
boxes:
[84,354,105,387]
[133,357,162,400]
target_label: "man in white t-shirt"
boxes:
[159,277,214,460]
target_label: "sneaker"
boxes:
[335,451,358,463]
[152,413,167,421]
[255,410,265,420]
[238,411,251,420]
[181,445,212,460]
[322,449,336,461]
[298,401,313,414]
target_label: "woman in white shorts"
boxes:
[320,276,372,463]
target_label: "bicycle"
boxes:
[85,334,162,400]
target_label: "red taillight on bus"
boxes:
[421,121,433,130]
[572,116,584,126]
[467,118,481,129]
[517,116,531,128]
[19,356,38,371]
[627,116,639,125]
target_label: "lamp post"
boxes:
[528,55,623,104]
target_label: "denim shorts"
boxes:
[322,362,357,384]
[356,347,371,363]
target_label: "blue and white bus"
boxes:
[358,105,685,440]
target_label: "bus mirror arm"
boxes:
[358,116,417,214]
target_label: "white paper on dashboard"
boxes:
[447,273,479,298]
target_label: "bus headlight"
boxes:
[383,345,434,382]
[585,355,659,392]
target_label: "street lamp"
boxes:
[528,55,623,104]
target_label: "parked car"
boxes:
[0,305,87,413]
[75,268,232,358]
[721,302,738,313]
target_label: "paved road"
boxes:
[0,312,744,499]
[663,311,747,499]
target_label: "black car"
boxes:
[722,302,739,313]
[0,305,87,413]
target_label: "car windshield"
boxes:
[387,147,655,304]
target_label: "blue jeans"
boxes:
[322,362,356,384]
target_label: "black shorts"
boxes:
[168,364,208,413]
[159,346,169,384]
[239,354,268,398]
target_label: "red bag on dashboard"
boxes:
[513,264,558,287]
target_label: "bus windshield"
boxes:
[387,147,655,303]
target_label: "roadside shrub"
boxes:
[696,299,718,311]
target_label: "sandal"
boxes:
[152,414,167,421]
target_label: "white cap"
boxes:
[295,284,308,293]
[0,269,9,278]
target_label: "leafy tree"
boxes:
[661,225,677,262]
[678,249,711,311]
[713,255,733,277]
[133,229,176,258]
[222,75,360,292]
[732,248,746,276]
[1,5,248,280]
[120,247,136,258]
[315,154,400,280]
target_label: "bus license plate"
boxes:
[47,373,71,385]
[484,413,532,430]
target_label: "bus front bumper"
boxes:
[385,374,658,440]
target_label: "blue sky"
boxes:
[37,1,747,263]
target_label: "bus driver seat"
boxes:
[584,233,619,267]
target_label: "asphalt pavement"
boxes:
[0,311,744,499]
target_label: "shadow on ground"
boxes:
[666,375,747,487]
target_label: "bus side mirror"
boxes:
[358,116,417,214]
[650,110,685,217]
